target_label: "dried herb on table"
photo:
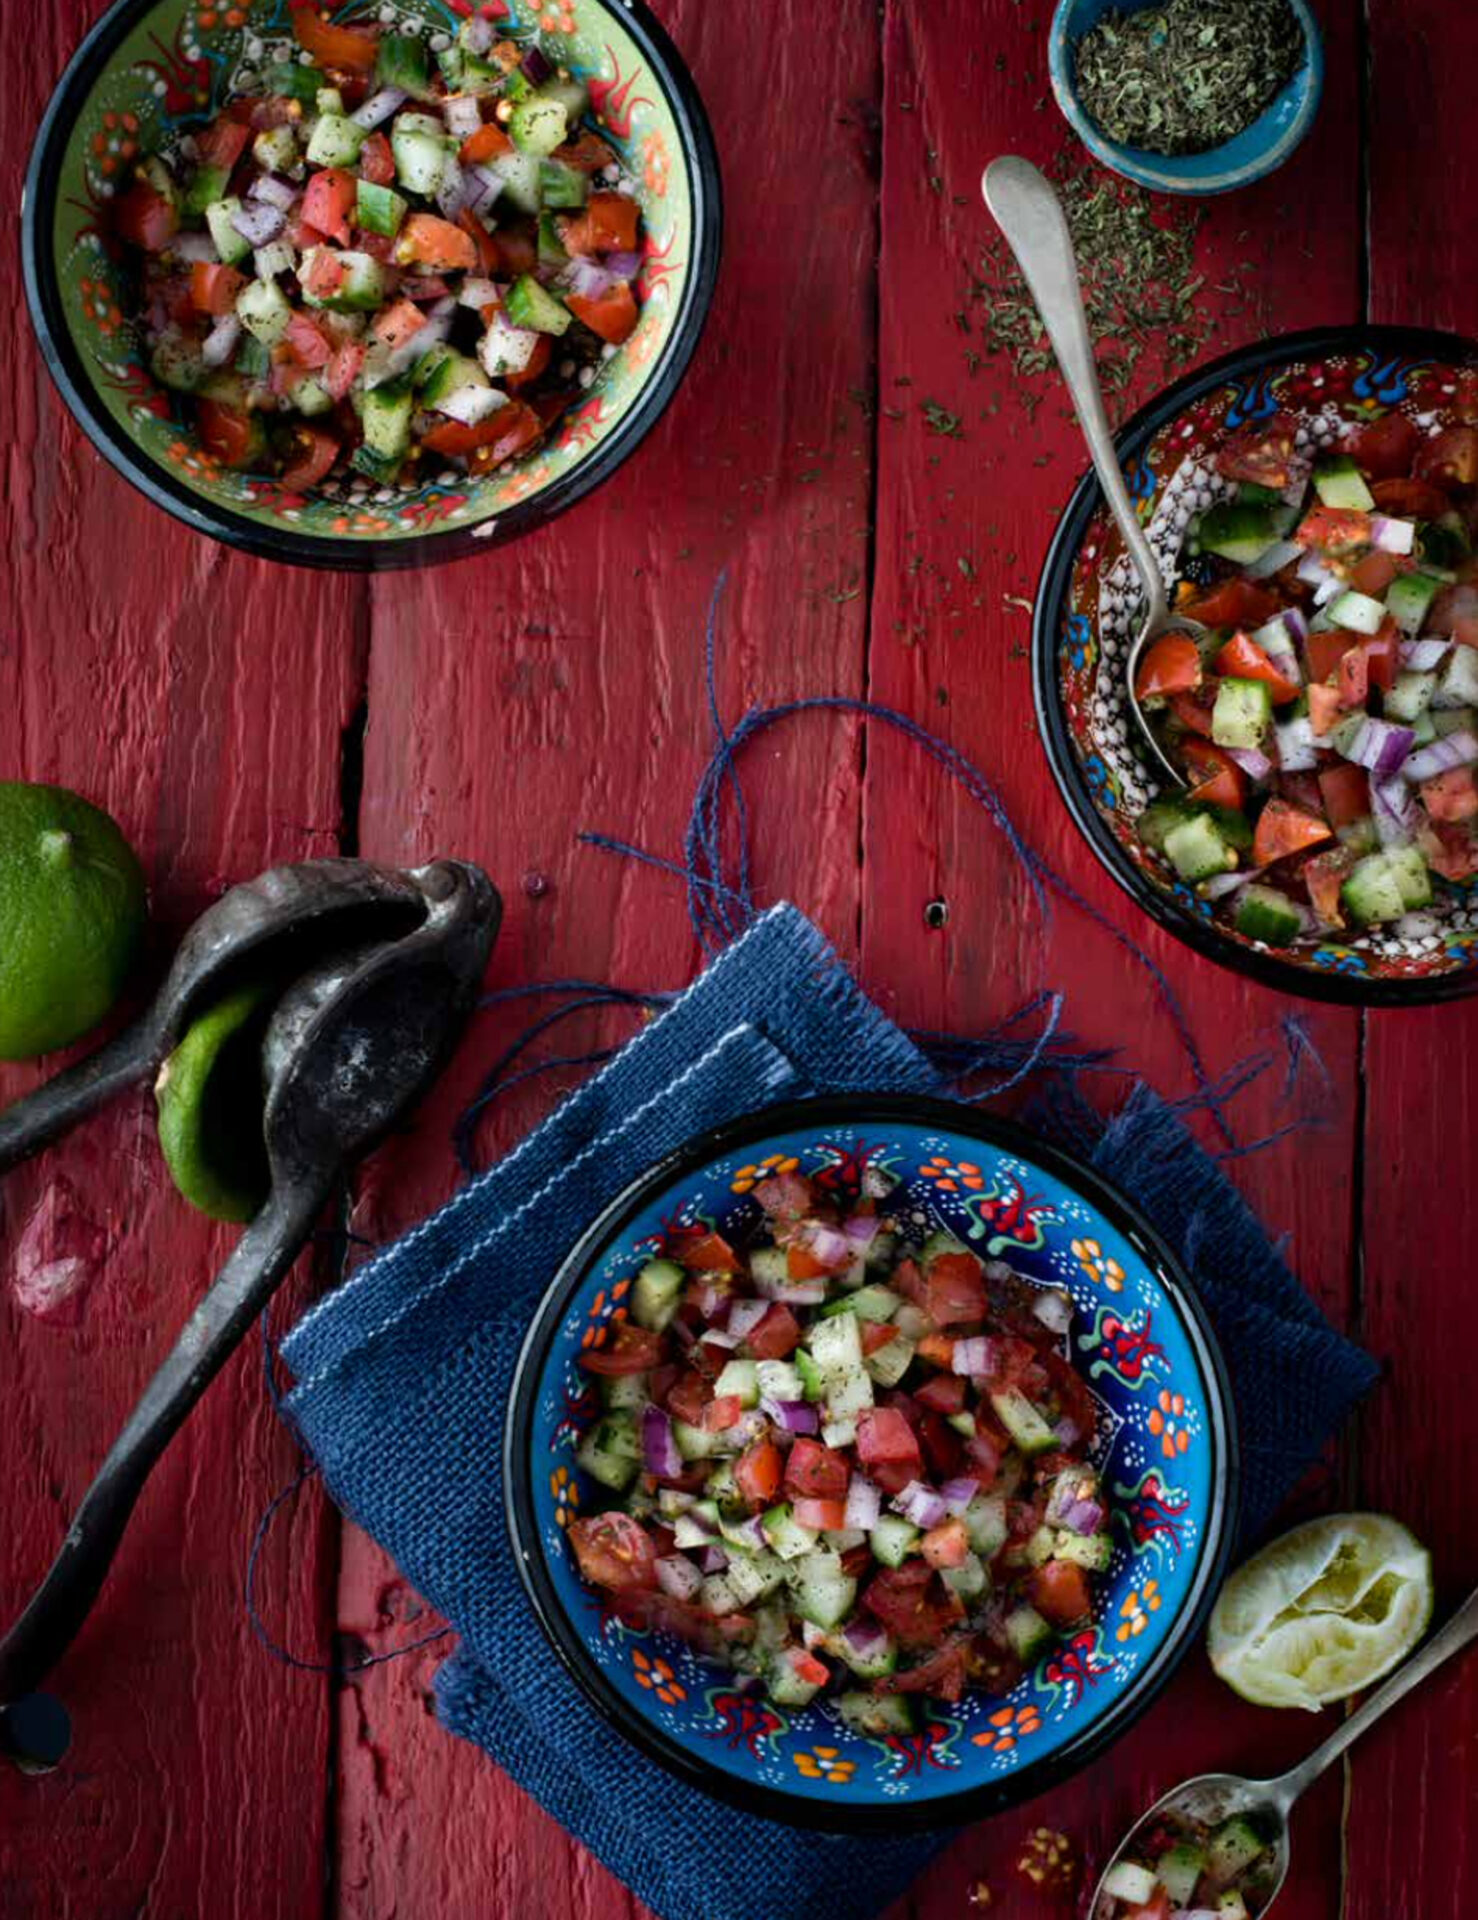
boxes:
[1073,0,1305,156]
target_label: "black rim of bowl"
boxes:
[21,0,722,572]
[1032,322,1478,1009]
[505,1092,1239,1834]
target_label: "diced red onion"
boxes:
[565,256,623,302]
[1371,514,1416,555]
[1226,744,1273,782]
[693,1280,725,1318]
[460,13,494,52]
[1401,638,1450,670]
[1053,1416,1081,1448]
[436,382,508,428]
[1403,729,1478,782]
[171,230,219,264]
[1297,550,1336,590]
[1250,613,1304,686]
[442,93,484,141]
[842,1615,889,1658]
[842,1214,881,1253]
[726,1298,770,1342]
[1314,574,1344,608]
[1372,775,1418,846]
[701,1327,739,1352]
[1061,1497,1106,1536]
[1200,867,1258,900]
[641,1404,682,1479]
[231,200,285,247]
[352,85,408,130]
[761,1397,819,1435]
[520,44,552,86]
[201,313,241,368]
[654,1554,702,1601]
[951,1335,989,1376]
[699,1544,728,1575]
[1280,604,1310,644]
[732,1513,770,1552]
[807,1224,852,1269]
[1031,1288,1074,1336]
[722,1410,771,1449]
[458,274,501,310]
[250,173,299,211]
[1345,717,1416,776]
[800,1619,828,1650]
[1275,715,1318,773]
[604,249,643,282]
[1244,537,1303,580]
[893,1480,948,1529]
[844,1475,882,1531]
[435,160,469,219]
[939,1476,981,1517]
[464,165,504,215]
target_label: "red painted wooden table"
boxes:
[3,0,1476,1914]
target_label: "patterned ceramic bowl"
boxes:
[1034,326,1478,1007]
[505,1096,1236,1831]
[22,0,719,569]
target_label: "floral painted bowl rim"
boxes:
[504,1093,1239,1834]
[1032,323,1478,1010]
[20,0,722,572]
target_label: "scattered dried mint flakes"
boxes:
[967,151,1225,416]
[1073,0,1305,156]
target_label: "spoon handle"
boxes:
[1271,1581,1478,1811]
[0,1172,331,1706]
[0,1018,163,1176]
[981,156,1168,624]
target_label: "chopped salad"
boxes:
[109,11,645,490]
[1132,413,1478,945]
[1098,1806,1278,1919]
[566,1167,1109,1726]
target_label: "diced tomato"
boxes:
[752,1170,813,1219]
[467,401,545,474]
[491,223,538,278]
[1455,618,1478,652]
[701,1393,742,1432]
[503,332,553,390]
[855,1406,924,1495]
[1122,1894,1171,1920]
[302,167,357,246]
[1429,582,1478,637]
[920,1516,969,1570]
[1414,426,1478,488]
[286,209,331,252]
[840,1542,873,1579]
[918,1410,963,1481]
[293,6,380,71]
[1422,765,1478,823]
[1371,475,1450,520]
[372,296,428,351]
[1346,413,1422,480]
[189,260,246,317]
[568,1512,657,1592]
[913,1373,966,1415]
[1362,617,1400,693]
[1305,626,1351,686]
[1307,682,1342,737]
[1277,770,1324,816]
[861,1320,898,1356]
[197,115,252,175]
[112,181,178,252]
[1215,416,1298,490]
[782,1647,831,1690]
[566,282,640,346]
[1182,738,1248,811]
[1318,762,1370,828]
[734,1436,783,1507]
[1304,849,1351,927]
[675,1232,741,1275]
[793,1496,848,1531]
[559,190,640,256]
[1182,576,1280,631]
[283,310,332,368]
[879,1636,971,1700]
[926,1250,987,1327]
[459,120,515,165]
[552,130,618,173]
[456,207,500,276]
[965,1426,1003,1486]
[863,1563,965,1651]
[576,1321,665,1376]
[915,1332,956,1369]
[324,339,365,402]
[746,1303,802,1359]
[1296,504,1373,554]
[665,1368,710,1427]
[358,130,396,187]
[278,425,340,492]
[196,399,257,469]
[1168,683,1219,738]
[786,1243,831,1280]
[1253,798,1333,868]
[1421,821,1478,881]
[397,211,479,271]
[1215,630,1301,704]
[1133,630,1202,701]
[784,1439,850,1501]
[1028,1558,1093,1626]
[890,1255,927,1305]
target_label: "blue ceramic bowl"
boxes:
[1048,0,1323,195]
[506,1096,1237,1830]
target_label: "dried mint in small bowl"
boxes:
[1072,0,1306,157]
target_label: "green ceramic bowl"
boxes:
[22,0,720,569]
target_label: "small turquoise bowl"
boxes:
[506,1096,1237,1830]
[1048,0,1323,196]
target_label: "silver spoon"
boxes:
[1089,1580,1478,1917]
[982,155,1201,786]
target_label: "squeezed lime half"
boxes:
[155,983,274,1223]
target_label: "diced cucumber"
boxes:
[1212,677,1274,751]
[306,113,366,168]
[790,1549,857,1629]
[1207,1814,1268,1884]
[355,178,408,238]
[1314,453,1376,512]
[762,1503,821,1561]
[864,1331,915,1389]
[1055,1531,1114,1572]
[235,333,270,379]
[941,1549,989,1601]
[946,1409,976,1438]
[575,1412,640,1490]
[289,375,334,417]
[359,376,414,461]
[392,114,451,198]
[1384,843,1433,909]
[508,91,570,158]
[768,1648,827,1708]
[1136,796,1199,853]
[505,272,573,336]
[1385,570,1443,637]
[921,1228,968,1262]
[832,1625,898,1679]
[989,1387,1058,1456]
[794,1349,824,1403]
[235,276,292,346]
[1435,705,1478,736]
[349,444,404,485]
[869,1513,921,1568]
[1417,515,1470,570]
[673,1418,716,1461]
[624,1256,682,1333]
[1100,1862,1157,1905]
[206,197,252,266]
[809,1311,863,1375]
[713,1358,759,1407]
[1435,644,1478,710]
[182,164,230,220]
[1385,668,1438,723]
[755,1358,804,1403]
[490,149,543,214]
[1196,501,1284,566]
[672,1513,714,1550]
[252,124,300,176]
[149,332,206,394]
[1234,883,1304,947]
[700,1572,741,1616]
[539,73,591,121]
[723,1549,786,1607]
[1003,1602,1053,1663]
[1155,1841,1209,1905]
[599,1371,647,1413]
[1023,1524,1057,1568]
[539,157,589,209]
[262,60,321,105]
[1328,589,1387,636]
[835,1691,918,1739]
[439,45,511,96]
[1410,710,1438,746]
[1217,1894,1251,1920]
[537,211,569,271]
[1342,851,1410,925]
[1163,811,1240,883]
[1328,710,1369,758]
[844,1284,900,1322]
[315,86,345,118]
[376,29,434,99]
[964,1492,1008,1556]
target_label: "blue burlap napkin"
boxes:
[279,903,1378,1920]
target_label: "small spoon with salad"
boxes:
[1091,1578,1478,1918]
[982,156,1197,785]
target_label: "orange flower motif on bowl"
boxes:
[731,1152,801,1195]
[579,1276,633,1355]
[1148,1387,1192,1460]
[971,1703,1041,1753]
[632,1648,686,1704]
[536,0,577,32]
[791,1745,856,1784]
[79,276,123,337]
[550,1465,580,1528]
[1116,1578,1162,1642]
[1071,1236,1125,1293]
[641,130,670,197]
[919,1154,987,1195]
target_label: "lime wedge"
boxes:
[155,983,273,1223]
[1209,1512,1432,1710]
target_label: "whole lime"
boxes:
[155,983,273,1223]
[0,782,148,1061]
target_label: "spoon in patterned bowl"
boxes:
[1088,1580,1478,1917]
[983,155,1201,786]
